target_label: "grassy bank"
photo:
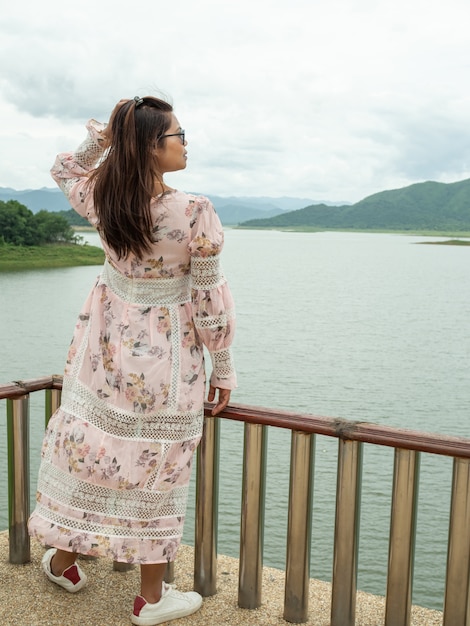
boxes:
[0,243,105,271]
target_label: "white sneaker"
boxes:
[131,583,203,625]
[41,548,88,593]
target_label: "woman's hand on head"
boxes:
[207,385,231,416]
[96,124,111,150]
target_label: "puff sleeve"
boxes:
[188,196,237,390]
[50,119,107,224]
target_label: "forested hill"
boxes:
[239,179,470,230]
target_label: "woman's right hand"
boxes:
[207,385,231,416]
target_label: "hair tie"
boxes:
[134,96,144,107]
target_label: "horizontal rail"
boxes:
[220,405,470,459]
[0,376,63,398]
[2,378,470,459]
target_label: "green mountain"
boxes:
[239,179,470,231]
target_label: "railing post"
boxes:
[284,431,315,623]
[194,415,220,596]
[45,387,61,427]
[7,396,31,564]
[331,439,363,626]
[443,457,470,626]
[238,423,267,609]
[385,448,420,626]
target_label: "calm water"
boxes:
[1,229,469,611]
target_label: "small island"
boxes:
[417,239,470,246]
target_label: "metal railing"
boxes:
[2,376,470,625]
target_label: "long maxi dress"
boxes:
[28,120,237,564]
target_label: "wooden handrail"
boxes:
[0,376,63,398]
[2,378,470,459]
[218,404,470,459]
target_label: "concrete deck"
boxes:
[0,531,443,625]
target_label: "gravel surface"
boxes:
[0,531,443,625]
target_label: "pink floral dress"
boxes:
[28,121,236,564]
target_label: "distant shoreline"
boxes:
[234,225,470,238]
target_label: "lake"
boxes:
[1,228,469,611]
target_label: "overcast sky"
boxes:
[1,0,470,203]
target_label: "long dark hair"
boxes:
[89,96,173,259]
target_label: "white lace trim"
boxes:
[191,255,226,290]
[37,462,189,521]
[53,131,104,200]
[168,304,182,412]
[194,309,235,330]
[34,503,185,538]
[211,348,235,380]
[60,378,204,441]
[100,260,191,306]
[74,134,104,170]
[58,177,81,198]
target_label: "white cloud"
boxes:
[1,0,470,202]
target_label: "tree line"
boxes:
[0,200,80,246]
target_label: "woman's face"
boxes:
[155,114,188,174]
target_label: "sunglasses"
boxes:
[160,130,185,144]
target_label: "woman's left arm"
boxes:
[50,119,107,219]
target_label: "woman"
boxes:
[28,95,237,626]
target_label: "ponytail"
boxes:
[89,96,173,259]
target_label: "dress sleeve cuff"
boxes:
[209,348,237,389]
[73,119,107,169]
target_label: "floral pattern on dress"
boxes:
[182,320,200,355]
[191,234,221,257]
[125,372,158,412]
[29,127,236,564]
